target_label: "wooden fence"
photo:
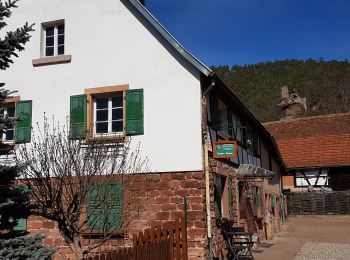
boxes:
[89,217,187,260]
[287,190,350,215]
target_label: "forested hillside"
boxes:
[212,59,350,122]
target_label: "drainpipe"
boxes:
[202,77,215,260]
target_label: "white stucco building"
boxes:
[1,1,286,259]
[1,0,206,173]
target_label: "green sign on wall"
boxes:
[213,140,238,159]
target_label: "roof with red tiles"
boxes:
[264,113,350,169]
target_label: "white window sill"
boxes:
[32,55,71,67]
[2,140,15,145]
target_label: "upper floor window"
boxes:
[0,98,33,144]
[252,132,261,157]
[210,93,229,133]
[43,21,65,57]
[32,19,70,66]
[0,105,15,141]
[245,127,254,153]
[218,99,228,134]
[94,95,123,135]
[70,85,144,140]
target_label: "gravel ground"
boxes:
[254,216,350,260]
[294,242,350,260]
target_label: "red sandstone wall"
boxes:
[209,159,238,260]
[24,165,285,260]
[25,172,207,260]
[282,175,294,188]
[127,172,207,260]
[27,216,74,259]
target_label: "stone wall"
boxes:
[282,175,295,188]
[207,157,284,258]
[25,171,207,260]
[264,193,282,234]
[24,164,285,260]
[236,184,282,242]
[27,216,74,259]
[209,158,238,259]
[128,172,207,260]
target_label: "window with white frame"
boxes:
[94,95,123,135]
[0,106,15,141]
[43,22,65,57]
[70,85,143,139]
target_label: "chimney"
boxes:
[278,86,307,120]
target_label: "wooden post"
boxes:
[202,94,212,254]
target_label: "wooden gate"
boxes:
[287,190,350,215]
[89,217,187,260]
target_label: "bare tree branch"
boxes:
[16,116,150,259]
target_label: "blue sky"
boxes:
[146,0,350,66]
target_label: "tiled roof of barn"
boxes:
[264,113,350,169]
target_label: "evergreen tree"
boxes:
[0,234,56,260]
[0,1,55,259]
[0,0,33,70]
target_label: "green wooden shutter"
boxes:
[271,195,276,208]
[125,89,144,135]
[15,100,32,143]
[87,186,103,230]
[257,187,265,218]
[70,94,87,139]
[13,185,28,231]
[253,187,258,216]
[228,177,234,219]
[87,182,123,230]
[13,218,27,231]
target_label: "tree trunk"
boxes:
[57,220,84,259]
[66,235,83,260]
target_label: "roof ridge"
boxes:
[127,0,212,76]
[276,133,350,140]
[263,112,350,126]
